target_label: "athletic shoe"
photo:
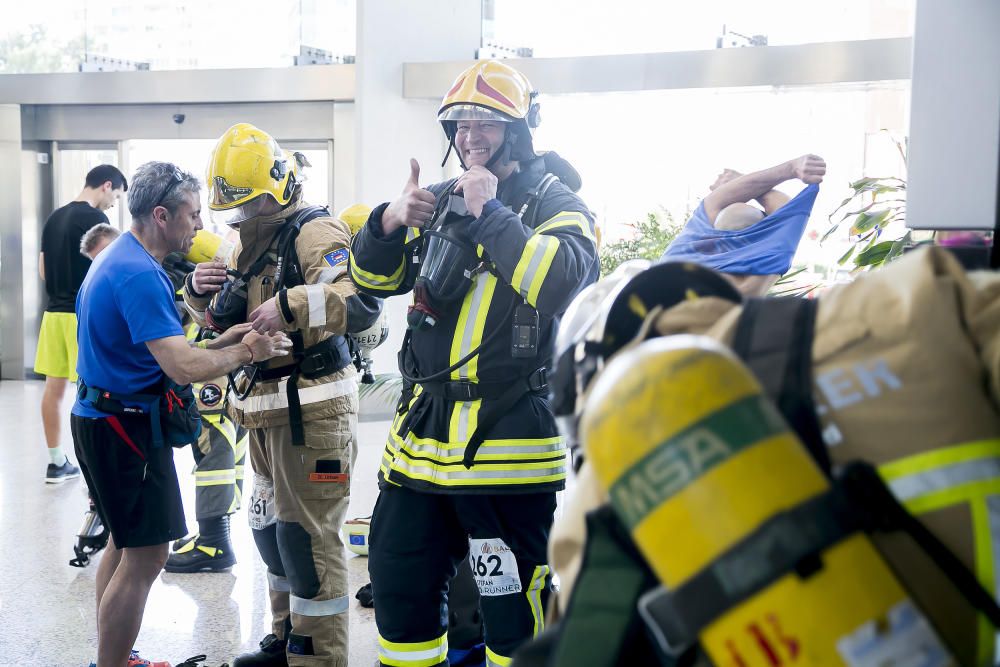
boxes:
[128,648,171,667]
[46,457,80,484]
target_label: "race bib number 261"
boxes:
[249,474,276,530]
[468,537,521,597]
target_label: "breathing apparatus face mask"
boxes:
[408,194,480,330]
[205,272,249,332]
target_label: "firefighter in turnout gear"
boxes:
[165,323,249,573]
[350,60,599,666]
[184,123,381,667]
[527,248,1000,666]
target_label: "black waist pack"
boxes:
[79,378,203,448]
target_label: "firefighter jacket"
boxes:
[549,247,1000,665]
[350,156,599,494]
[183,191,379,429]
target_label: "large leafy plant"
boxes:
[599,209,683,276]
[824,134,909,270]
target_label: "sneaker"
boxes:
[46,457,80,484]
[128,648,171,667]
[164,537,236,573]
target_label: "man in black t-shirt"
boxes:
[36,164,127,483]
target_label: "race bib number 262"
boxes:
[468,537,521,597]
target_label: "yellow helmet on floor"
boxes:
[207,123,299,227]
[337,203,373,236]
[437,60,541,165]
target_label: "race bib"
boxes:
[248,474,276,530]
[468,537,522,596]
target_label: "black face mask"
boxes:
[205,272,250,332]
[408,195,480,330]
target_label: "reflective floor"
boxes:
[0,380,382,667]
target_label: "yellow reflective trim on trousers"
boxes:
[386,439,565,470]
[486,646,512,666]
[526,565,549,637]
[879,439,1000,480]
[510,234,560,303]
[899,479,1000,515]
[378,632,448,667]
[349,252,406,291]
[535,211,596,244]
[449,273,497,381]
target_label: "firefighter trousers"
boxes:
[369,483,556,667]
[192,413,248,520]
[247,412,358,667]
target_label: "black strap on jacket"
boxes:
[637,462,1000,657]
[255,334,353,446]
[731,297,830,474]
[414,367,549,468]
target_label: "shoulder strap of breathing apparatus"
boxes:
[226,205,353,446]
[398,171,561,467]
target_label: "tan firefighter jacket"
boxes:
[183,193,370,429]
[550,247,1000,665]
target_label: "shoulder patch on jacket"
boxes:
[324,248,349,267]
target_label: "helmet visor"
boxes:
[438,104,513,123]
[209,193,276,228]
[209,175,258,209]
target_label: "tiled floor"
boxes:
[0,380,385,667]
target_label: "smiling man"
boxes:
[351,60,599,667]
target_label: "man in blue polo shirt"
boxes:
[73,161,291,667]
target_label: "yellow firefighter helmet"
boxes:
[206,123,300,227]
[437,60,541,164]
[337,203,373,236]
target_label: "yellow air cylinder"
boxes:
[581,335,955,666]
[185,229,234,265]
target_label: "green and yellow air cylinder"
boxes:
[581,335,954,666]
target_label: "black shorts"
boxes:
[72,413,187,549]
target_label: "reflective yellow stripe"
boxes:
[449,273,497,381]
[391,429,564,462]
[194,470,237,486]
[485,646,512,667]
[383,449,566,486]
[878,438,1000,667]
[535,211,596,244]
[449,399,482,444]
[879,439,1000,480]
[405,227,422,243]
[349,251,406,291]
[378,632,448,667]
[525,565,549,637]
[511,234,560,306]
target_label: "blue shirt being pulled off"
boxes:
[73,231,184,418]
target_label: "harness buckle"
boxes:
[443,381,478,402]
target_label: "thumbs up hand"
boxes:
[382,159,438,235]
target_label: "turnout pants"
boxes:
[369,484,556,667]
[248,412,358,666]
[192,413,248,520]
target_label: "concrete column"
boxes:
[0,105,24,379]
[356,0,481,374]
[907,0,1000,230]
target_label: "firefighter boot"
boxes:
[165,514,236,573]
[232,631,289,667]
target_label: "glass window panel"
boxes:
[56,147,121,221]
[485,0,914,57]
[529,82,909,274]
[2,0,355,73]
